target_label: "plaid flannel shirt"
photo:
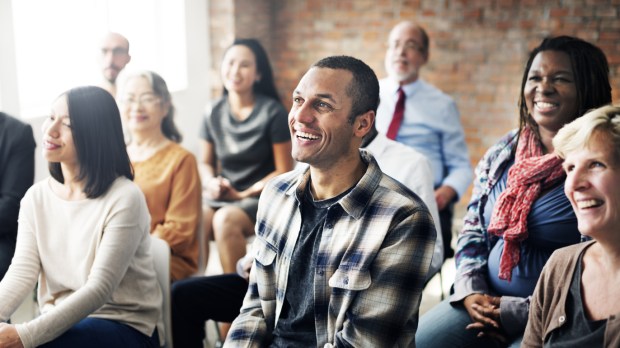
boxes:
[225,150,436,347]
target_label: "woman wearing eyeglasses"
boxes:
[119,70,201,282]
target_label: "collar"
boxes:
[385,78,423,98]
[285,149,382,220]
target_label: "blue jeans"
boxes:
[416,299,522,348]
[39,318,159,348]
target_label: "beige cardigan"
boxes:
[523,241,620,347]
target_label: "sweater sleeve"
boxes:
[0,189,41,322]
[15,185,147,348]
[151,153,201,264]
[451,130,517,302]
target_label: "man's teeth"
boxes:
[577,199,603,209]
[297,131,320,140]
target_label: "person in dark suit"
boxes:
[0,112,36,280]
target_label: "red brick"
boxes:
[208,0,620,210]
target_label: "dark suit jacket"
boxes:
[0,112,36,279]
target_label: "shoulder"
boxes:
[362,152,427,213]
[0,113,34,141]
[417,79,455,103]
[161,143,197,164]
[0,112,29,130]
[106,177,145,202]
[481,129,519,162]
[548,241,593,267]
[204,97,228,119]
[21,178,52,203]
[264,169,301,193]
[383,136,428,161]
[376,173,426,211]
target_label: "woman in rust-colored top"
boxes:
[119,70,201,281]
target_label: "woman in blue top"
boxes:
[199,39,294,274]
[416,36,612,348]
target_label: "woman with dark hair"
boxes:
[200,38,294,274]
[0,86,161,347]
[416,36,612,347]
[118,70,201,282]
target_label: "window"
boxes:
[10,0,187,118]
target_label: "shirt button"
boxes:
[559,316,565,323]
[343,277,349,285]
[326,223,333,229]
[318,270,324,276]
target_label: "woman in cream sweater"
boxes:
[0,86,162,347]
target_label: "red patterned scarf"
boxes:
[487,126,565,281]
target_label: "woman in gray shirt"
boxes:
[200,39,293,275]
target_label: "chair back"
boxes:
[150,236,173,348]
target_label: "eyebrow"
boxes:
[528,69,573,75]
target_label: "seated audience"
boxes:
[416,35,612,348]
[200,38,293,274]
[523,105,620,348]
[0,86,161,347]
[171,122,442,347]
[225,55,436,347]
[0,112,36,281]
[118,70,202,282]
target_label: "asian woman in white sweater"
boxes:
[0,86,162,348]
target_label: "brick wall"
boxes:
[209,0,620,217]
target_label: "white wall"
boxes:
[0,0,211,183]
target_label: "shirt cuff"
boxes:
[449,272,489,303]
[442,172,472,200]
[499,296,530,336]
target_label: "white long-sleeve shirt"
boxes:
[0,177,162,348]
[366,133,444,279]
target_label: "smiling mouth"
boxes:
[43,141,60,150]
[296,131,320,140]
[576,199,603,209]
[534,101,558,112]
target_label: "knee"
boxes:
[171,279,194,310]
[212,208,244,237]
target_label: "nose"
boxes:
[537,77,555,95]
[291,100,315,125]
[565,166,590,194]
[43,118,60,138]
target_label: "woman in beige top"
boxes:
[0,86,161,348]
[523,105,620,347]
[118,70,202,282]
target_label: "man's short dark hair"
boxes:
[312,55,379,123]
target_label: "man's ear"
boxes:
[354,110,375,138]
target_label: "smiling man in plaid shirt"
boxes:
[225,55,436,348]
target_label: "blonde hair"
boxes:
[553,105,620,163]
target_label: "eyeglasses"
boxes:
[101,47,129,57]
[119,94,161,107]
[387,40,425,53]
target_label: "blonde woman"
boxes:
[523,105,620,347]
